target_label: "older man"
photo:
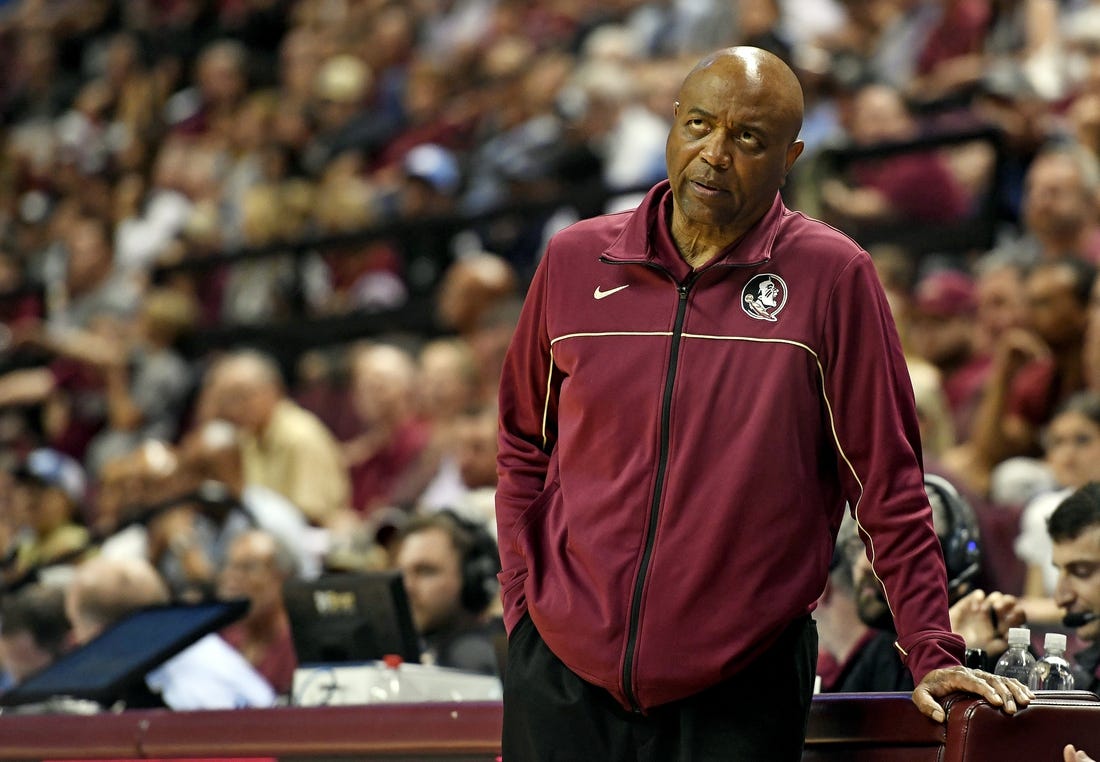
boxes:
[496,46,1029,761]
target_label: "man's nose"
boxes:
[700,131,731,169]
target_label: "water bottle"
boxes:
[993,627,1035,682]
[1028,632,1076,691]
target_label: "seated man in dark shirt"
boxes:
[391,511,503,676]
[1049,482,1100,696]
[824,474,1025,692]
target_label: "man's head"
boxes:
[64,556,170,645]
[392,513,499,635]
[12,449,86,539]
[0,584,71,683]
[909,270,978,368]
[1022,144,1100,252]
[218,530,294,624]
[204,350,286,435]
[665,46,804,248]
[850,474,980,629]
[1050,482,1100,642]
[847,83,916,147]
[349,342,418,428]
[1023,259,1096,351]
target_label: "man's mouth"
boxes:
[691,180,726,196]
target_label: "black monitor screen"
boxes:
[0,599,248,707]
[283,570,420,665]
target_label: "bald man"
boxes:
[65,555,274,709]
[496,47,1030,760]
[202,349,350,527]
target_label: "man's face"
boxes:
[1053,525,1100,642]
[848,541,893,630]
[218,534,283,621]
[395,527,464,634]
[0,631,55,683]
[1044,411,1100,489]
[1025,265,1087,349]
[665,52,803,241]
[1023,155,1092,242]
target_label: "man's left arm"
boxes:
[821,253,1032,721]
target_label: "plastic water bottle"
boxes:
[1028,632,1075,691]
[993,627,1035,682]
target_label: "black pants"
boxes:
[502,614,817,762]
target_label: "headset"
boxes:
[924,473,982,599]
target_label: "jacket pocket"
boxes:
[513,478,561,556]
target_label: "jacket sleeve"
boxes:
[495,249,559,634]
[820,251,965,684]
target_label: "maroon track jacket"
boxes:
[496,181,965,711]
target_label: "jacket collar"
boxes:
[602,180,787,273]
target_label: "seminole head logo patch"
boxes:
[741,273,788,322]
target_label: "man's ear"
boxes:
[673,101,680,117]
[785,140,805,174]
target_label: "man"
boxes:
[0,583,70,688]
[65,555,274,709]
[496,46,1029,760]
[967,258,1096,476]
[1050,482,1100,696]
[201,349,351,528]
[391,512,502,676]
[1015,143,1100,265]
[831,475,1026,692]
[6,448,91,581]
[217,530,298,696]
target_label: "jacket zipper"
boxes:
[621,270,698,711]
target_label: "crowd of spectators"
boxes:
[3,0,1100,709]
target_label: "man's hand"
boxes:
[1066,744,1095,762]
[911,665,1034,723]
[949,589,1027,656]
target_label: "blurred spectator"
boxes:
[820,82,972,228]
[3,448,90,584]
[909,269,988,441]
[0,582,70,689]
[301,53,389,176]
[343,342,430,518]
[435,252,519,338]
[1004,141,1100,264]
[178,419,323,580]
[389,338,481,510]
[200,349,351,528]
[0,287,197,474]
[166,39,251,140]
[415,406,500,536]
[217,529,298,697]
[65,554,275,709]
[965,258,1097,492]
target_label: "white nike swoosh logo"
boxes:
[593,284,630,300]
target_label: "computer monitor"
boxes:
[0,599,248,708]
[283,570,420,665]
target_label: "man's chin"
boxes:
[1079,620,1100,643]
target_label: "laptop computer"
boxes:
[283,570,420,666]
[0,599,248,709]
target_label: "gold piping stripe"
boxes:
[550,331,674,346]
[547,329,898,624]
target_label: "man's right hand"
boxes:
[1066,743,1095,762]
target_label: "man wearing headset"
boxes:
[825,474,1027,692]
[391,511,503,676]
[1049,482,1100,696]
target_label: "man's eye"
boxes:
[739,130,759,144]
